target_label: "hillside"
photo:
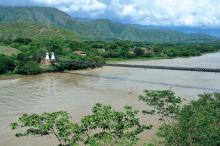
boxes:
[0,23,81,41]
[78,19,215,42]
[0,46,19,56]
[0,6,217,43]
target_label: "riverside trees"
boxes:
[1,36,220,75]
[11,103,152,146]
[139,90,220,146]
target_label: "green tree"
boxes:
[11,103,151,146]
[15,61,42,75]
[134,48,145,57]
[138,90,182,123]
[81,103,152,145]
[157,93,220,146]
[0,55,15,74]
[11,111,82,146]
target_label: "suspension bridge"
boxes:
[65,61,220,73]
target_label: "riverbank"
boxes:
[0,52,218,79]
[0,73,22,80]
[106,56,170,63]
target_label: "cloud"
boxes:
[1,0,220,26]
[102,0,220,27]
[32,0,107,16]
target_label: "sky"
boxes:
[0,0,220,27]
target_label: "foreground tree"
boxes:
[138,89,182,123]
[138,90,220,146]
[81,103,152,145]
[11,111,82,146]
[11,103,152,146]
[157,93,220,146]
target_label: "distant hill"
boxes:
[0,6,217,43]
[0,6,84,29]
[158,26,220,38]
[0,23,81,41]
[79,19,215,42]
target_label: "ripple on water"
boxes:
[1,53,220,146]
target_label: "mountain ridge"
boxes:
[0,5,217,43]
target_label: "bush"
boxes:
[16,61,42,75]
[157,93,220,146]
[0,55,15,74]
[134,48,145,57]
[14,37,32,45]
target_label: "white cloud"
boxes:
[31,0,220,26]
[105,0,220,26]
[32,0,107,15]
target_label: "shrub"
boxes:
[16,61,42,75]
[0,55,15,74]
[157,93,220,146]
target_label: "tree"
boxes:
[11,111,82,146]
[0,55,15,74]
[81,103,152,145]
[134,48,145,57]
[11,103,151,146]
[15,61,42,75]
[138,90,182,123]
[157,93,220,146]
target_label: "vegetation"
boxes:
[0,29,219,75]
[0,46,20,56]
[0,6,219,75]
[139,90,220,146]
[15,61,42,75]
[138,90,182,123]
[11,103,151,146]
[0,54,15,74]
[0,6,217,42]
[11,90,220,146]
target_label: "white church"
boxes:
[41,52,56,65]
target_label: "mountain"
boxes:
[0,6,84,30]
[79,19,215,42]
[0,23,81,41]
[158,26,220,38]
[0,6,217,43]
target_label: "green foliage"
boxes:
[134,48,145,57]
[138,90,182,122]
[0,20,219,75]
[0,23,81,43]
[13,37,32,45]
[0,55,15,74]
[15,61,42,75]
[11,111,82,146]
[11,103,151,146]
[157,93,220,146]
[81,103,152,145]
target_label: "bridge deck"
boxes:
[104,63,220,73]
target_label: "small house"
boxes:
[74,51,87,56]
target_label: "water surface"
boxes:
[1,53,220,146]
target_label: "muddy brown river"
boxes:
[1,53,220,146]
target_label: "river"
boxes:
[1,53,220,146]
